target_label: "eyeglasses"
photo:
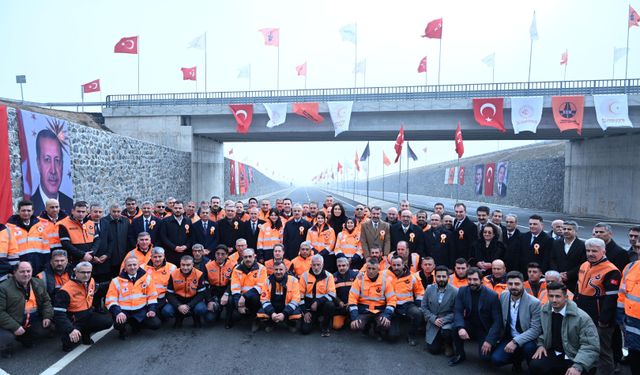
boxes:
[156,205,165,208]
[355,208,364,210]
[76,271,92,274]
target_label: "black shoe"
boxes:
[81,335,94,345]
[251,320,261,333]
[448,355,465,366]
[193,317,202,328]
[62,344,74,352]
[321,329,330,337]
[407,336,417,346]
[225,323,232,329]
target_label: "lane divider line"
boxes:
[40,328,112,375]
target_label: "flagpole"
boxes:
[354,23,358,87]
[137,36,140,94]
[625,14,631,80]
[204,32,208,92]
[249,65,252,91]
[277,46,280,90]
[353,168,356,200]
[437,39,442,85]
[366,152,370,207]
[406,143,409,200]
[382,157,385,201]
[397,152,401,205]
[81,86,84,112]
[456,157,460,202]
[363,61,367,87]
[492,64,495,84]
[612,48,616,79]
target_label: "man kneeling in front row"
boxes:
[257,261,302,332]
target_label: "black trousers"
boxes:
[529,352,596,375]
[113,315,161,333]
[389,304,423,341]
[60,312,112,346]
[226,293,261,325]
[427,329,453,354]
[453,323,492,361]
[628,350,640,375]
[301,300,335,334]
[352,312,393,340]
[0,315,52,350]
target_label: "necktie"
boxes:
[144,219,148,232]
[96,223,100,233]
[203,221,207,234]
[530,235,536,246]
[455,221,460,230]
[373,222,378,230]
[252,222,256,234]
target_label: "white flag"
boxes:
[510,96,543,134]
[328,101,354,137]
[354,59,366,74]
[444,168,450,185]
[237,64,251,79]
[593,94,633,130]
[339,23,357,44]
[481,53,495,68]
[529,11,538,41]
[188,33,206,50]
[453,167,459,185]
[263,103,288,128]
[614,47,629,63]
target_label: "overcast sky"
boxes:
[2,0,636,184]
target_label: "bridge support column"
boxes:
[564,134,640,222]
[191,135,224,203]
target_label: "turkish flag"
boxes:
[560,51,568,65]
[630,5,639,28]
[82,79,101,93]
[454,122,464,158]
[417,57,427,73]
[337,162,343,173]
[296,62,307,76]
[181,67,197,81]
[394,126,404,163]
[484,162,495,197]
[422,18,443,39]
[551,96,584,135]
[114,36,138,54]
[458,166,465,185]
[259,28,279,46]
[473,98,505,132]
[229,104,254,133]
[293,103,324,124]
[354,152,360,172]
[0,106,12,222]
[383,151,391,166]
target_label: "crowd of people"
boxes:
[0,194,639,374]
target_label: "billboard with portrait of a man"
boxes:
[496,161,509,197]
[17,109,74,215]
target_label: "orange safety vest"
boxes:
[106,272,157,311]
[578,259,620,297]
[359,258,389,273]
[230,263,267,296]
[142,262,177,299]
[619,261,640,320]
[348,270,397,314]
[38,217,61,250]
[299,270,337,302]
[483,275,508,295]
[449,274,469,289]
[205,259,234,287]
[524,280,547,299]
[306,225,336,254]
[57,278,96,313]
[257,222,284,251]
[24,286,38,314]
[289,256,312,277]
[120,246,153,271]
[265,258,292,276]
[122,209,143,224]
[387,252,420,274]
[168,268,205,299]
[7,220,50,260]
[58,217,95,245]
[335,230,363,259]
[390,271,424,305]
[260,274,301,312]
[0,227,19,277]
[258,210,270,222]
[209,210,225,222]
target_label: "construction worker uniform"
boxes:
[299,269,336,334]
[53,278,112,350]
[332,269,359,330]
[58,217,99,265]
[618,261,640,373]
[265,258,292,276]
[257,273,302,328]
[204,259,234,323]
[449,274,469,289]
[209,209,224,222]
[482,275,508,295]
[7,215,50,274]
[228,262,267,326]
[306,224,336,272]
[289,255,312,278]
[256,222,283,262]
[0,224,19,282]
[389,270,425,342]
[119,246,153,271]
[387,251,420,274]
[348,270,397,339]
[37,263,73,300]
[359,257,389,274]
[106,268,160,336]
[38,211,64,252]
[523,280,546,299]
[142,260,177,314]
[163,268,207,326]
[334,230,364,270]
[121,208,142,224]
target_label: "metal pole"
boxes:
[366,154,370,207]
[382,159,385,201]
[353,169,356,200]
[527,37,533,84]
[277,46,280,90]
[20,83,24,102]
[455,158,460,202]
[612,48,616,79]
[437,39,442,85]
[354,23,358,87]
[81,86,84,112]
[406,144,409,200]
[397,153,401,205]
[137,37,140,94]
[204,32,208,92]
[625,13,631,80]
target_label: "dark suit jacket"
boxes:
[127,215,161,249]
[190,219,219,252]
[217,218,249,249]
[424,227,453,268]
[159,215,192,265]
[453,285,503,346]
[519,231,553,274]
[97,215,130,271]
[606,240,630,272]
[503,229,522,272]
[390,222,425,256]
[497,183,507,197]
[550,238,586,292]
[451,217,478,261]
[31,186,73,217]
[283,218,312,260]
[243,219,264,251]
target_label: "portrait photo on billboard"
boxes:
[496,161,509,197]
[17,109,74,215]
[474,164,484,195]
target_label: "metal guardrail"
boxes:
[104,79,640,108]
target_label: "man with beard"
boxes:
[549,221,585,294]
[423,265,458,357]
[256,261,301,333]
[38,250,73,300]
[389,256,424,346]
[159,201,191,266]
[449,258,469,289]
[299,255,336,337]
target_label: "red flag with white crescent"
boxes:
[422,18,443,39]
[82,79,101,93]
[394,126,404,163]
[454,123,464,158]
[114,36,138,54]
[181,67,197,81]
[484,162,495,197]
[417,57,427,73]
[0,106,12,222]
[229,104,254,133]
[472,98,505,132]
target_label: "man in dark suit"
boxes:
[390,210,425,257]
[451,203,478,261]
[282,204,311,260]
[243,207,264,252]
[450,267,503,366]
[217,202,248,250]
[502,214,522,272]
[593,223,629,272]
[159,200,191,265]
[519,215,553,275]
[190,207,218,254]
[127,201,161,249]
[549,221,585,293]
[424,214,453,268]
[496,163,507,197]
[99,204,129,278]
[360,206,391,256]
[31,186,73,219]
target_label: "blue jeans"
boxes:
[161,302,207,319]
[490,339,537,367]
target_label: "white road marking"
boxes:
[0,367,10,374]
[39,328,112,375]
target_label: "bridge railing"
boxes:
[105,79,640,107]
